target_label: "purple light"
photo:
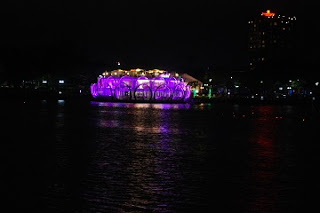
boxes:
[91,76,191,102]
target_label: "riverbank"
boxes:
[1,87,319,107]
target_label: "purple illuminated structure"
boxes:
[90,69,191,102]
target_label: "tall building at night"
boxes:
[248,10,298,73]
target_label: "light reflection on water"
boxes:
[90,101,191,110]
[247,106,279,212]
[3,99,317,212]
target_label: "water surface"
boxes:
[2,99,319,212]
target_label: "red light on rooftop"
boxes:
[262,10,275,17]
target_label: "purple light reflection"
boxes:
[90,101,191,110]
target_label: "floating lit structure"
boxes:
[90,68,191,102]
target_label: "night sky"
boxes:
[0,1,311,80]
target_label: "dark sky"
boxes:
[0,0,309,79]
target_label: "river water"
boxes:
[2,99,320,212]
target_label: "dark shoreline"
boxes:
[1,87,319,107]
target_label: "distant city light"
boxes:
[59,91,62,94]
[42,80,47,84]
[235,85,239,88]
[261,10,275,17]
[316,82,319,86]
[287,87,292,90]
[117,62,120,66]
[289,79,292,83]
[230,77,233,79]
[209,79,212,82]
[260,80,263,84]
[279,87,283,90]
[79,90,82,94]
[59,80,64,84]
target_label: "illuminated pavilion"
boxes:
[90,68,191,102]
